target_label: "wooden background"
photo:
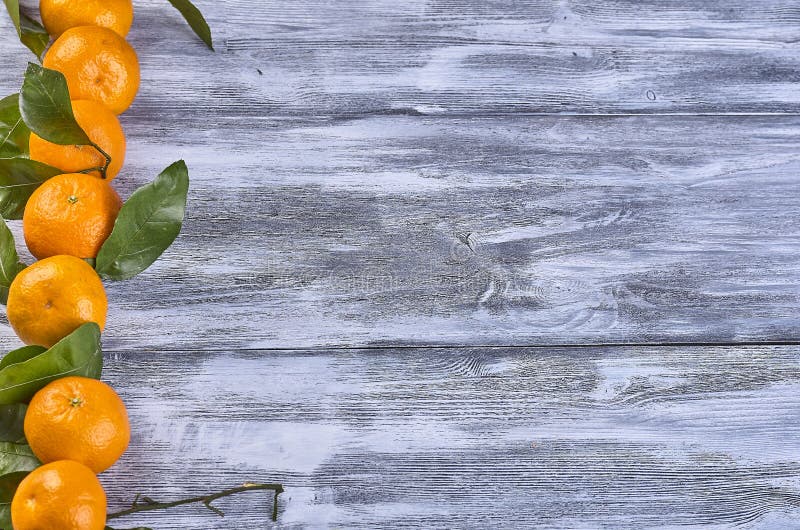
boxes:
[2,0,800,527]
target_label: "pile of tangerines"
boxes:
[6,1,141,528]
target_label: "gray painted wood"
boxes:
[90,0,800,116]
[99,345,800,528]
[1,114,793,350]
[3,2,799,349]
[0,0,799,528]
[4,0,800,117]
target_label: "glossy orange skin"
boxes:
[40,0,133,38]
[11,460,107,530]
[7,256,107,348]
[44,26,140,115]
[29,100,126,180]
[25,377,130,474]
[23,173,122,260]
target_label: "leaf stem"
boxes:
[106,483,284,522]
[88,140,112,179]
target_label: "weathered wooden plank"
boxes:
[0,2,796,529]
[1,4,799,349]
[3,0,800,116]
[98,344,800,528]
[2,114,795,349]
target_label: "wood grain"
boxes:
[99,344,800,528]
[0,114,785,350]
[1,3,799,349]
[121,0,800,116]
[4,0,800,117]
[0,1,799,528]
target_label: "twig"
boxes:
[88,140,112,179]
[77,166,105,175]
[106,483,284,522]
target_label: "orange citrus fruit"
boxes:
[29,99,126,180]
[40,0,133,39]
[11,460,107,530]
[23,173,122,260]
[25,376,130,474]
[43,26,140,114]
[6,256,107,348]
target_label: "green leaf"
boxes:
[0,470,30,528]
[96,160,189,280]
[0,404,27,443]
[0,447,40,529]
[2,1,50,60]
[0,218,23,306]
[0,94,30,158]
[166,0,214,50]
[18,14,49,61]
[19,63,91,147]
[0,445,38,476]
[0,323,102,405]
[0,158,61,220]
[0,346,46,372]
[0,445,38,474]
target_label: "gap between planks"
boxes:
[103,339,800,354]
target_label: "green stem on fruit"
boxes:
[88,140,112,179]
[106,482,284,522]
[76,166,105,175]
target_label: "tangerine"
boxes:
[29,100,126,180]
[25,376,130,474]
[40,0,133,38]
[23,173,122,260]
[6,256,107,347]
[11,460,106,530]
[43,26,140,114]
